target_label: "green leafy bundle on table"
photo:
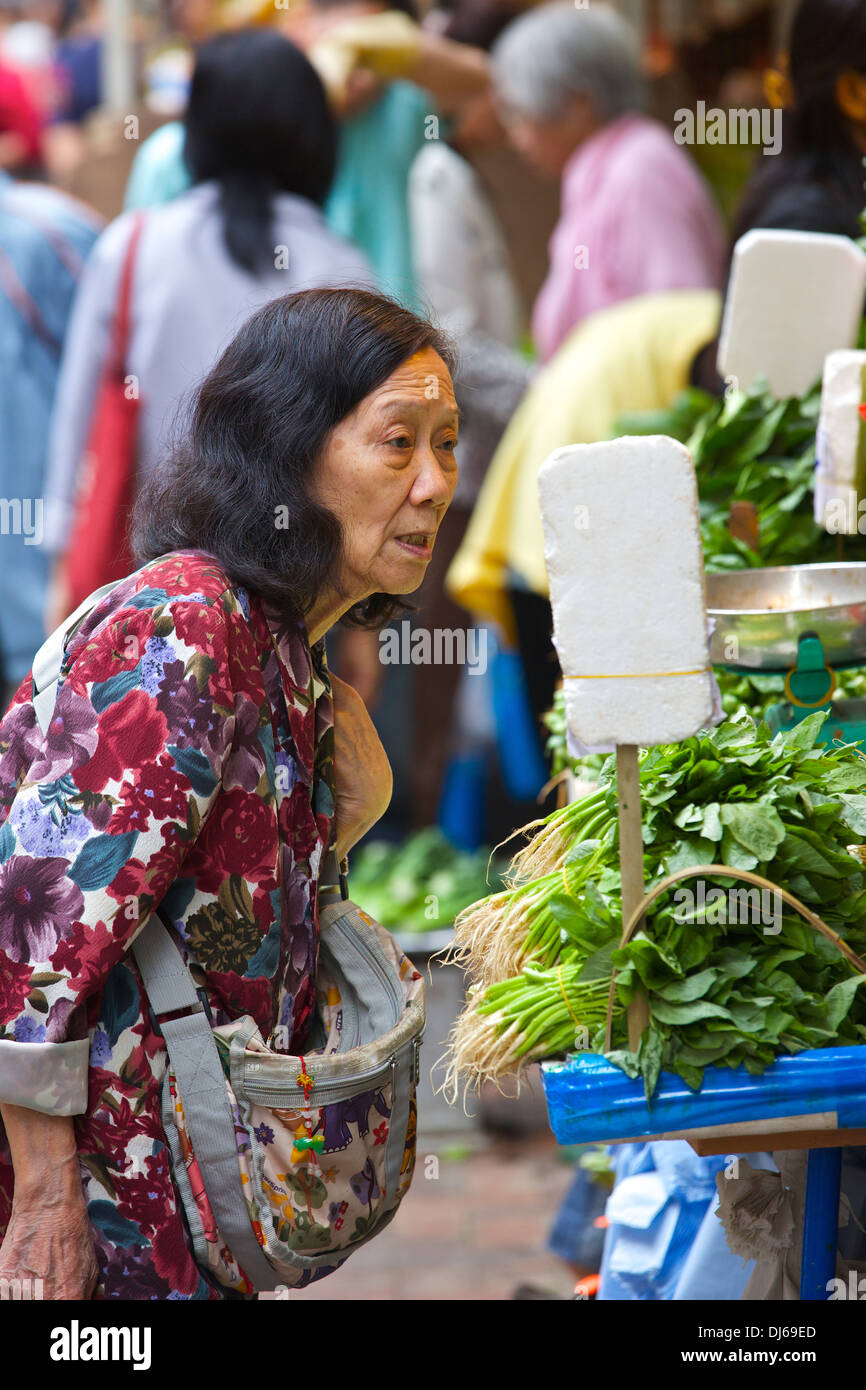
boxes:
[445,713,866,1103]
[349,828,504,933]
[615,379,866,573]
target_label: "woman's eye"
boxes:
[440,438,458,454]
[389,435,413,450]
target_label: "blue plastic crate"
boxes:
[542,1046,866,1145]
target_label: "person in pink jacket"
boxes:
[492,2,726,362]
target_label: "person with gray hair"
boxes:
[492,1,725,361]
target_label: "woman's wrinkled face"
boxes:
[312,347,459,602]
[499,94,600,178]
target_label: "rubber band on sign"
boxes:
[564,668,711,680]
[557,965,582,1028]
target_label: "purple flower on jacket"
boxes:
[222,695,266,793]
[0,854,84,962]
[274,750,296,796]
[84,797,114,831]
[0,702,43,793]
[139,636,173,696]
[91,1027,112,1065]
[156,662,216,749]
[27,685,98,781]
[254,1123,275,1146]
[13,1015,46,1043]
[10,792,90,857]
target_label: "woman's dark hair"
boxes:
[442,0,519,53]
[182,29,338,275]
[733,0,866,241]
[132,288,456,630]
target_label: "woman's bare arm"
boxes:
[0,1104,98,1299]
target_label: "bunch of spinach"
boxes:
[595,712,866,1098]
[454,712,866,1100]
[614,380,866,573]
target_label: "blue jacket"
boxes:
[0,175,101,688]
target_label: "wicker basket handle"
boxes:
[604,863,866,1051]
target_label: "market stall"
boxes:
[444,227,866,1301]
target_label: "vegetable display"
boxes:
[445,712,866,1103]
[615,381,821,571]
[615,379,866,574]
[545,669,866,778]
[349,828,504,933]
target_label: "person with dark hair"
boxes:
[733,0,866,240]
[0,286,459,1300]
[42,27,372,622]
[124,1,489,305]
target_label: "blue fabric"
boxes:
[598,1142,763,1301]
[123,120,190,211]
[543,1045,866,1144]
[547,1164,608,1269]
[0,175,100,688]
[489,644,549,800]
[324,82,430,307]
[54,36,102,122]
[123,82,431,305]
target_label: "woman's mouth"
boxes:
[394,532,434,559]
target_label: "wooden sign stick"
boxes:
[616,745,649,1049]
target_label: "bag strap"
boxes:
[108,215,144,378]
[131,912,279,1290]
[0,240,61,355]
[0,193,87,279]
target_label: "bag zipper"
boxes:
[243,1051,398,1107]
[327,914,403,1024]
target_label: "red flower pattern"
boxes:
[0,551,334,1300]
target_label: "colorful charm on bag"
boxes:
[294,1056,321,1169]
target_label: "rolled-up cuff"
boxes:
[0,1038,90,1115]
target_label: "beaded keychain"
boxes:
[290,1055,324,1166]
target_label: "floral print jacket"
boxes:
[0,550,335,1299]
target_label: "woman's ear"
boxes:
[836,70,866,125]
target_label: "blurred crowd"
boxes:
[2,0,866,849]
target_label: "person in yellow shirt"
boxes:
[445,287,722,726]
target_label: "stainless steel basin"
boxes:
[706,563,866,670]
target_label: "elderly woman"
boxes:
[0,287,458,1300]
[492,1,725,361]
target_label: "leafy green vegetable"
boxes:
[451,711,866,1100]
[613,379,865,574]
[349,828,504,932]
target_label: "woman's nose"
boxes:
[410,447,456,507]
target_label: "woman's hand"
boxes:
[331,673,392,857]
[0,1105,98,1300]
[0,1191,98,1300]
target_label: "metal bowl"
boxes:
[706,563,866,671]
